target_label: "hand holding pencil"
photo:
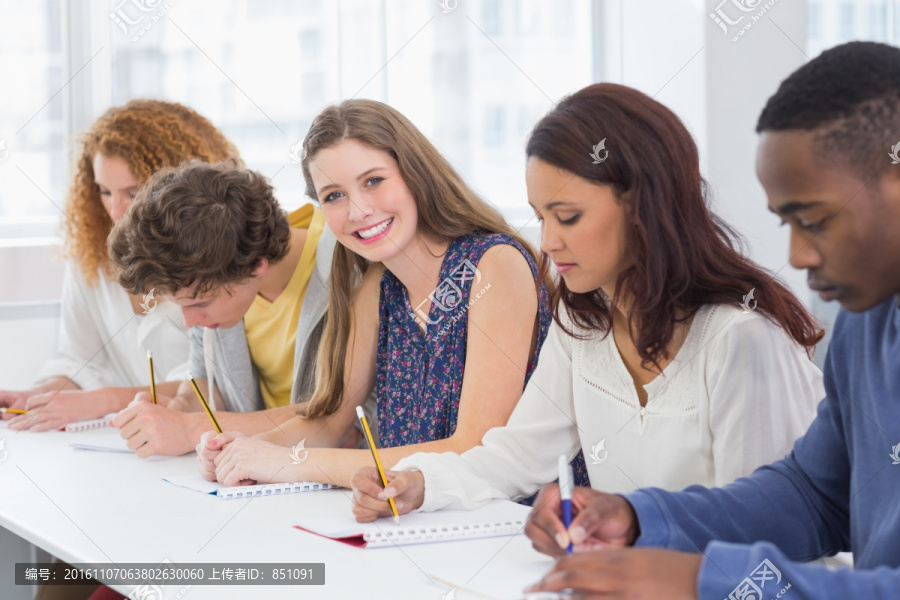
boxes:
[351,405,427,523]
[0,389,33,420]
[354,406,401,524]
[350,467,425,523]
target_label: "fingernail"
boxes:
[555,532,569,549]
[384,487,396,497]
[376,492,386,500]
[395,501,404,510]
[570,525,586,544]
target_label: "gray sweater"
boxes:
[187,227,335,413]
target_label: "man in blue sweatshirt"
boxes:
[524,41,900,599]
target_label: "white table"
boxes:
[0,424,554,599]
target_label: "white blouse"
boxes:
[38,261,189,390]
[393,303,825,512]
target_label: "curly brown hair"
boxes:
[108,160,292,297]
[65,99,241,285]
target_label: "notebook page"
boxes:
[63,413,116,432]
[295,500,530,547]
[70,437,132,453]
[163,474,335,499]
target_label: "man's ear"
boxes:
[252,259,269,278]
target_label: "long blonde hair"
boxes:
[300,99,542,418]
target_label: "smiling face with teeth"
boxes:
[309,139,420,264]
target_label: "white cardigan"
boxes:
[393,304,825,512]
[38,261,189,390]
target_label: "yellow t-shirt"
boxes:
[244,204,325,409]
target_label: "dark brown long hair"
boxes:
[527,83,822,369]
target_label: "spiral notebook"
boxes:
[62,414,115,432]
[163,474,336,499]
[294,500,531,548]
[70,437,132,453]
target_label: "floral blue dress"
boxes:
[375,233,590,491]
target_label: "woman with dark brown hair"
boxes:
[350,83,825,521]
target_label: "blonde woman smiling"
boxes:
[197,100,591,489]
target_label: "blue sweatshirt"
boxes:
[625,298,900,599]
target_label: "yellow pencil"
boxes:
[0,408,27,414]
[188,372,222,434]
[147,350,157,404]
[355,405,399,524]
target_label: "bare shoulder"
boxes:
[474,242,537,288]
[467,243,539,324]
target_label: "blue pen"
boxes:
[558,455,574,554]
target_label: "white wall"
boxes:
[599,0,708,162]
[704,0,810,304]
[598,1,810,304]
[0,306,59,388]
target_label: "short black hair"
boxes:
[757,41,900,180]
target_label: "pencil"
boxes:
[147,350,157,404]
[355,405,399,524]
[0,408,27,414]
[188,372,222,434]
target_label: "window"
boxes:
[0,0,595,268]
[483,106,505,148]
[106,0,594,215]
[867,3,886,39]
[808,3,822,42]
[839,2,856,42]
[299,30,321,62]
[481,0,503,36]
[808,0,898,59]
[0,0,65,243]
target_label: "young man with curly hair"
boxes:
[106,161,352,458]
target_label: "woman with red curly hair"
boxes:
[0,100,241,432]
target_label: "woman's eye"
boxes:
[559,214,581,225]
[323,191,344,203]
[365,177,383,186]
[99,189,110,196]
